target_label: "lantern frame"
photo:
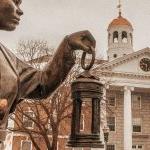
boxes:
[67,71,104,148]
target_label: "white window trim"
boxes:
[23,111,34,129]
[132,118,142,133]
[132,117,143,134]
[21,140,32,150]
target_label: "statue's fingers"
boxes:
[82,30,96,48]
[76,41,92,54]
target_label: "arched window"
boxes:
[130,33,133,45]
[113,31,118,43]
[122,31,127,43]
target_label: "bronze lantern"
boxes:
[67,51,104,148]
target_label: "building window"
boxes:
[132,145,143,149]
[21,140,32,150]
[113,31,118,43]
[80,114,84,131]
[23,111,34,128]
[107,117,115,131]
[107,95,116,107]
[133,118,142,133]
[132,95,141,109]
[122,31,128,43]
[107,145,115,150]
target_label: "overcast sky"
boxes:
[0,0,150,58]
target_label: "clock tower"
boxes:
[107,1,134,61]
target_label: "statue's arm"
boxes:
[17,30,95,99]
[17,37,75,99]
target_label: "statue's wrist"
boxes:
[64,35,76,62]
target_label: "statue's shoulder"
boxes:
[0,43,18,73]
[0,43,16,61]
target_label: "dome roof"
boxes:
[108,15,133,30]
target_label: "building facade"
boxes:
[96,12,150,150]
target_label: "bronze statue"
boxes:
[0,0,96,131]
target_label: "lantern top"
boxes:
[76,70,99,80]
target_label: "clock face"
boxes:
[140,58,150,72]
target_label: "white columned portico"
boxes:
[124,86,134,150]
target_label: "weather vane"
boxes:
[117,0,122,16]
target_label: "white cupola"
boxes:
[107,11,134,61]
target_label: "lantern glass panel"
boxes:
[80,101,92,134]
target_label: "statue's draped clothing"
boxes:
[0,39,75,129]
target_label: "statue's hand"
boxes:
[67,30,96,54]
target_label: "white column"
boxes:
[101,85,109,150]
[124,86,134,150]
[101,85,108,130]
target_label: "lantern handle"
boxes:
[81,46,95,70]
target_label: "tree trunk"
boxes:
[42,132,52,150]
[29,134,41,150]
[51,127,59,150]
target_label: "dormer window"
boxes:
[113,31,118,43]
[122,31,127,43]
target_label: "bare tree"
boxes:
[10,66,80,150]
[9,40,81,150]
[10,83,70,149]
[16,40,54,68]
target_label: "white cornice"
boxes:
[94,47,150,71]
[95,71,150,80]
